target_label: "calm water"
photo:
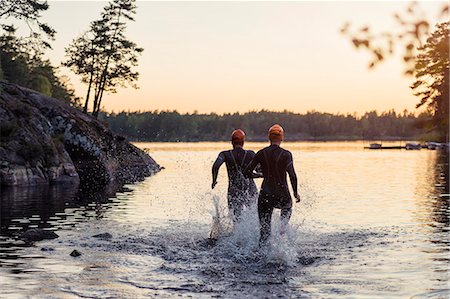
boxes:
[0,141,449,298]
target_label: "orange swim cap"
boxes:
[268,124,284,141]
[231,129,245,144]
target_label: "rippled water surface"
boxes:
[1,141,449,298]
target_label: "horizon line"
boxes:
[103,107,426,117]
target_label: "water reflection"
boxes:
[0,182,132,236]
[0,181,135,276]
[412,150,450,289]
[0,143,448,298]
[429,151,449,271]
[430,151,449,227]
[414,151,449,229]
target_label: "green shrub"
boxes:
[30,74,52,96]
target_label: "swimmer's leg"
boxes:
[233,200,244,222]
[279,207,292,235]
[227,194,237,222]
[258,198,274,246]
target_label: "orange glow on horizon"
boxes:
[41,1,447,115]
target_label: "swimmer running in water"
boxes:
[212,129,260,222]
[245,124,301,246]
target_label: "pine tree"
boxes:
[411,22,449,141]
[63,0,143,118]
[0,0,55,50]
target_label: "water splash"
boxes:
[208,194,301,267]
[209,195,232,239]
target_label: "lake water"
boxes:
[0,141,449,298]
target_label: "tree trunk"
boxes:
[92,7,122,118]
[83,70,94,113]
[92,68,107,118]
[91,68,104,118]
[94,70,109,117]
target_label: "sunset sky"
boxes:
[38,1,447,114]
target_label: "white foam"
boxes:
[209,195,301,267]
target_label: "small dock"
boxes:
[364,145,405,150]
[364,142,447,150]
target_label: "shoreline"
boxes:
[128,137,425,143]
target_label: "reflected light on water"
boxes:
[0,141,448,298]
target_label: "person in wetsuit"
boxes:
[212,129,259,222]
[245,124,301,245]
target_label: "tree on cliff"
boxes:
[411,22,449,141]
[0,0,54,84]
[63,0,143,118]
[0,1,78,105]
[0,0,56,51]
[0,26,78,105]
[63,29,101,113]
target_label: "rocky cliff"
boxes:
[0,82,160,186]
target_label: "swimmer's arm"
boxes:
[212,153,225,189]
[252,164,263,178]
[243,152,261,178]
[287,155,301,203]
[251,166,264,178]
[251,173,264,179]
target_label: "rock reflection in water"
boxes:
[0,182,131,236]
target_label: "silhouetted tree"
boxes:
[0,0,56,51]
[0,26,29,86]
[341,2,448,75]
[101,109,429,142]
[64,0,143,118]
[341,2,449,141]
[0,27,79,105]
[411,22,449,141]
[63,29,102,113]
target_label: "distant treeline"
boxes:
[101,110,431,142]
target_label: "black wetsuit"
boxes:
[212,147,258,221]
[245,144,298,244]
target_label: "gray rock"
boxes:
[0,82,160,187]
[20,229,59,242]
[41,247,55,251]
[92,232,112,240]
[70,250,82,257]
